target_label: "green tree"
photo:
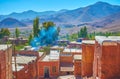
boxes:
[42,21,55,29]
[43,46,50,55]
[0,28,10,38]
[15,28,20,38]
[78,26,88,38]
[28,34,33,44]
[33,17,40,37]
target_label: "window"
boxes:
[52,66,56,73]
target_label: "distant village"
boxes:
[0,35,120,79]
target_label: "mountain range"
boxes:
[0,1,120,32]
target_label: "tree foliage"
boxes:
[42,21,55,29]
[78,26,88,38]
[15,28,20,38]
[33,17,40,37]
[0,28,10,38]
[28,33,33,44]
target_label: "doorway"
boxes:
[44,67,49,78]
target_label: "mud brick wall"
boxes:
[74,60,81,76]
[93,41,100,79]
[82,43,95,77]
[13,61,37,79]
[60,56,73,63]
[99,42,120,79]
[14,50,39,57]
[0,47,12,79]
[68,44,81,48]
[38,61,59,78]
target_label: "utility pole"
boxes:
[13,42,17,79]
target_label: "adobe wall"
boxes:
[0,51,7,79]
[38,61,59,78]
[68,44,81,48]
[82,43,95,77]
[99,42,120,79]
[13,60,37,79]
[93,41,100,79]
[0,46,12,79]
[60,56,73,63]
[14,50,39,57]
[74,60,81,76]
[93,41,120,79]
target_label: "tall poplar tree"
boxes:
[33,17,39,37]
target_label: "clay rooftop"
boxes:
[0,44,12,50]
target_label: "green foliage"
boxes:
[58,42,67,47]
[78,26,88,38]
[33,17,40,37]
[15,45,24,50]
[43,46,51,55]
[42,21,55,29]
[70,33,78,41]
[15,28,20,38]
[0,28,10,38]
[28,33,33,44]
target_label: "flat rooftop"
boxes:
[42,50,60,61]
[50,46,64,49]
[0,44,12,50]
[82,40,95,44]
[95,36,120,45]
[63,48,82,53]
[70,41,82,44]
[12,55,36,64]
[12,64,24,72]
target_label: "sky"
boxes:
[0,0,120,15]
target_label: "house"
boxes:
[93,36,120,79]
[60,48,82,76]
[12,50,42,79]
[38,50,60,78]
[1,36,28,45]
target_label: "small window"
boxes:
[52,66,56,73]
